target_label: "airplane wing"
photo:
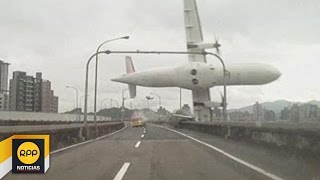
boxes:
[125,56,137,98]
[184,0,206,63]
[184,0,212,121]
[172,113,194,119]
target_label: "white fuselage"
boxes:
[111,62,281,89]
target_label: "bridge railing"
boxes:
[169,120,320,153]
[0,121,125,151]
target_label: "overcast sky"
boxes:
[1,0,319,112]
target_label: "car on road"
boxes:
[131,117,146,127]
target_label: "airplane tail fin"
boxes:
[126,56,135,74]
[125,56,136,98]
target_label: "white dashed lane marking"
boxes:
[134,141,141,148]
[113,162,131,180]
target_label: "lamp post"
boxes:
[205,52,228,121]
[110,99,120,121]
[100,98,109,110]
[103,100,111,109]
[150,92,161,120]
[83,51,108,139]
[145,96,153,109]
[121,89,129,121]
[80,95,90,111]
[79,94,89,121]
[179,88,182,109]
[110,99,119,108]
[140,99,149,109]
[84,49,228,139]
[93,36,129,137]
[66,86,79,121]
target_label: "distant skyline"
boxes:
[229,99,320,114]
[1,0,319,112]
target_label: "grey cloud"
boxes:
[1,0,319,112]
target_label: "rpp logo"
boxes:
[17,142,40,164]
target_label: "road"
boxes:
[4,123,253,180]
[6,121,318,180]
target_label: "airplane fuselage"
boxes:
[111,62,281,90]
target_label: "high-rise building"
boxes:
[290,104,300,122]
[280,107,290,120]
[52,96,59,113]
[181,104,192,115]
[0,93,9,111]
[9,71,58,112]
[41,80,52,112]
[0,60,9,91]
[299,104,319,122]
[264,109,276,121]
[0,60,10,111]
[213,107,221,120]
[41,81,59,113]
[229,111,252,121]
[9,71,42,111]
[253,102,264,121]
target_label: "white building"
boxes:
[253,102,264,121]
[0,60,9,111]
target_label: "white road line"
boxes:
[113,162,130,180]
[51,123,127,154]
[161,126,284,180]
[134,141,141,148]
[141,134,144,138]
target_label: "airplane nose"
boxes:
[111,75,134,84]
[271,67,281,80]
[111,76,124,83]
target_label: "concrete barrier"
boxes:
[0,119,114,126]
[0,122,125,151]
[0,111,110,121]
[178,121,320,153]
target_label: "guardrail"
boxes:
[0,119,115,126]
[0,111,110,121]
[0,122,125,151]
[178,121,320,153]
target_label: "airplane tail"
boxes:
[125,56,137,98]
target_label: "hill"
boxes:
[229,100,320,114]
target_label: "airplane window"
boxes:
[192,78,199,85]
[191,69,197,75]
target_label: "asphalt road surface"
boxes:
[8,121,318,180]
[4,123,255,180]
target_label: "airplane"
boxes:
[111,0,281,121]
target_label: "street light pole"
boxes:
[179,88,182,109]
[150,93,161,120]
[121,89,128,121]
[100,98,109,110]
[79,95,89,121]
[206,52,228,121]
[84,51,108,139]
[94,36,129,137]
[150,93,161,108]
[110,99,120,121]
[110,99,119,108]
[80,95,88,109]
[66,86,79,121]
[141,99,149,109]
